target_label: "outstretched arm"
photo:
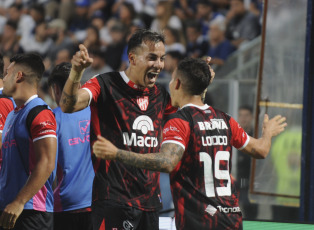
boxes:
[242,114,287,159]
[93,136,185,173]
[60,44,93,113]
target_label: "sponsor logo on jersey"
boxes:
[198,119,228,131]
[123,115,158,147]
[123,220,134,230]
[2,139,17,148]
[79,120,90,134]
[40,121,55,128]
[137,96,149,111]
[163,125,179,134]
[205,204,217,216]
[202,135,227,146]
[217,205,241,214]
[69,136,90,146]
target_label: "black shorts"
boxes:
[54,211,92,230]
[92,200,159,230]
[0,210,53,230]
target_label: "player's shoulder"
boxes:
[165,108,188,123]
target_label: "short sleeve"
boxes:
[161,118,190,150]
[229,117,250,150]
[30,109,57,142]
[0,98,14,132]
[82,76,101,105]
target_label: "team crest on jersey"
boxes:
[137,96,149,111]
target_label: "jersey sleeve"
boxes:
[229,117,250,150]
[81,76,101,105]
[161,118,190,150]
[30,109,57,142]
[0,98,14,133]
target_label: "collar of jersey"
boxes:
[120,71,148,91]
[180,103,210,110]
[14,94,38,112]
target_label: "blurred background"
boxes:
[1,0,314,226]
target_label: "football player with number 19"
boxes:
[93,58,287,230]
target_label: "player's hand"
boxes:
[262,114,287,137]
[0,201,24,229]
[93,135,118,160]
[71,44,93,73]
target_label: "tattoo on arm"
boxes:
[116,143,185,172]
[61,91,78,111]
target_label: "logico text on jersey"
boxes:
[202,135,228,146]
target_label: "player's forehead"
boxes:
[138,41,166,56]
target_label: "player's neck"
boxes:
[13,86,38,108]
[179,95,204,108]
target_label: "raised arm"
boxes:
[241,114,287,159]
[93,136,185,173]
[60,44,93,113]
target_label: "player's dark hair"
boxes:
[177,58,212,95]
[9,3,23,11]
[48,62,71,90]
[10,53,45,82]
[0,52,4,79]
[127,29,165,54]
[239,105,253,114]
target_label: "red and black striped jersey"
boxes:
[82,71,176,211]
[161,104,249,230]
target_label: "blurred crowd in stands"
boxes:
[0,0,262,103]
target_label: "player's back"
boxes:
[53,106,95,212]
[169,105,248,230]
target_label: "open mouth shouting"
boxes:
[147,72,159,84]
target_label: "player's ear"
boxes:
[175,78,181,90]
[128,53,136,65]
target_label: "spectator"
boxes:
[0,20,24,58]
[207,18,236,66]
[160,50,184,81]
[20,22,53,58]
[104,22,126,70]
[81,49,113,83]
[46,18,75,65]
[173,0,197,21]
[225,0,261,48]
[185,20,209,58]
[48,62,95,230]
[164,26,186,55]
[196,0,225,37]
[29,3,45,25]
[7,3,35,46]
[150,1,182,32]
[117,2,136,30]
[45,0,75,24]
[68,0,91,43]
[83,25,103,51]
[236,105,258,219]
[91,13,112,47]
[55,49,72,65]
[0,53,57,230]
